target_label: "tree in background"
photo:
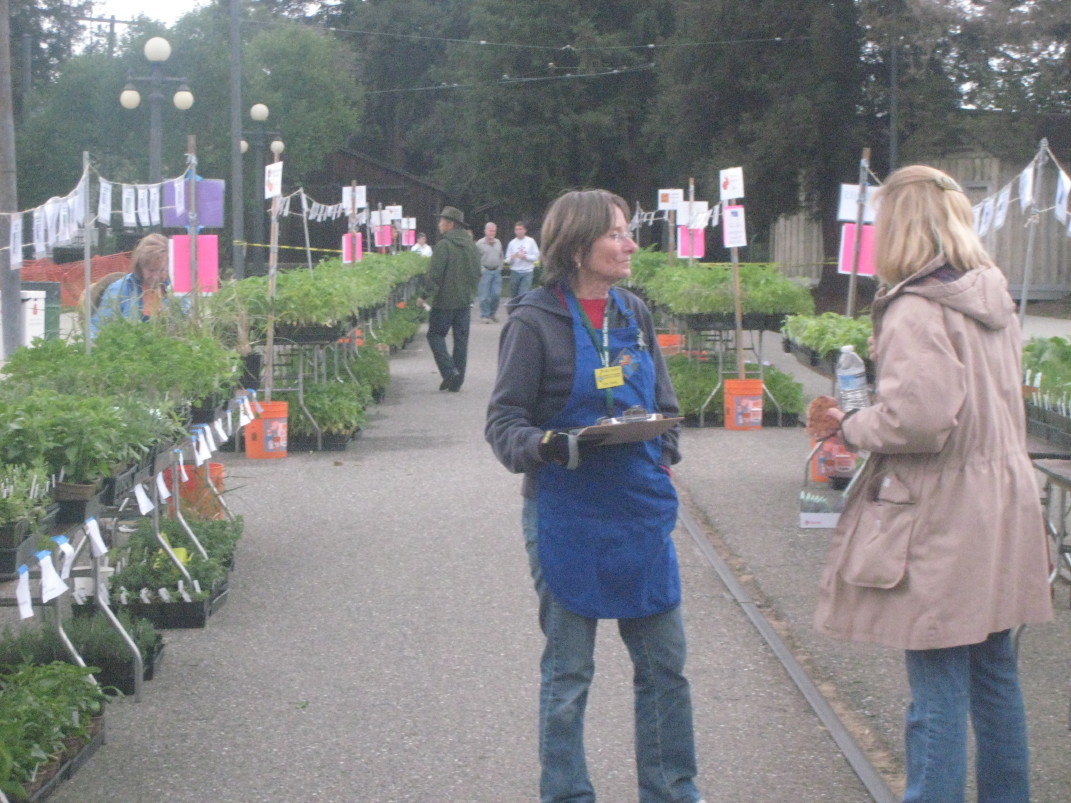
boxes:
[6,0,91,119]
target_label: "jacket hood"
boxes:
[441,227,472,247]
[505,285,572,319]
[891,262,1014,332]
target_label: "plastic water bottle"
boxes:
[835,345,870,411]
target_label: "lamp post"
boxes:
[119,37,193,188]
[243,103,283,275]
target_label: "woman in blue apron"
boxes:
[486,190,703,803]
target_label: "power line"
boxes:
[365,62,655,95]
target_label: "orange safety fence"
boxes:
[20,253,133,308]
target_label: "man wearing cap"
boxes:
[420,206,481,392]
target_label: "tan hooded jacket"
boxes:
[814,259,1053,651]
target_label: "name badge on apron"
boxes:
[594,365,624,389]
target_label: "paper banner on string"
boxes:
[722,204,747,248]
[45,198,61,247]
[149,184,161,226]
[137,186,151,227]
[658,189,683,211]
[32,208,45,256]
[720,167,745,201]
[342,185,367,212]
[977,197,995,237]
[122,185,138,227]
[265,162,283,199]
[72,176,87,225]
[342,233,363,263]
[16,566,33,619]
[36,551,68,602]
[65,195,80,239]
[163,179,225,228]
[837,223,876,276]
[676,226,705,258]
[9,214,23,269]
[993,185,1011,231]
[170,234,220,293]
[98,180,113,225]
[58,201,72,243]
[1052,167,1068,220]
[837,184,877,223]
[678,201,709,229]
[1019,164,1034,212]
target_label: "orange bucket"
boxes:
[245,400,288,458]
[165,462,225,519]
[724,379,763,430]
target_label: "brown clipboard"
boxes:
[570,416,683,446]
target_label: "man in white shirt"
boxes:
[411,232,433,257]
[505,221,540,296]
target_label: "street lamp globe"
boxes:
[119,83,141,109]
[240,139,249,154]
[250,103,269,122]
[173,83,194,110]
[144,36,171,63]
[270,139,285,155]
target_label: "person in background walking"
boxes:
[418,206,481,392]
[486,189,704,803]
[411,232,433,257]
[476,221,504,323]
[505,220,540,296]
[809,164,1053,803]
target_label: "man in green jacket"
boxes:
[420,206,481,391]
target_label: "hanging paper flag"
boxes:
[122,185,138,227]
[342,232,363,263]
[44,198,61,248]
[57,202,71,244]
[71,176,87,225]
[837,223,876,276]
[265,162,283,199]
[162,179,225,228]
[1019,163,1034,212]
[9,214,23,270]
[678,201,709,230]
[98,180,113,225]
[342,185,367,212]
[16,565,33,619]
[32,208,45,256]
[677,226,705,258]
[136,185,151,227]
[149,184,161,226]
[36,551,68,602]
[722,204,747,248]
[993,184,1011,232]
[170,234,220,293]
[1055,171,1071,224]
[978,197,995,237]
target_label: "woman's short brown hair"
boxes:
[873,164,995,284]
[540,189,631,287]
[131,233,169,279]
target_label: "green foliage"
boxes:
[0,662,108,799]
[1023,336,1071,397]
[667,356,805,418]
[0,463,50,529]
[634,261,814,317]
[367,304,426,348]
[279,381,371,437]
[0,610,160,675]
[345,348,391,396]
[782,312,873,360]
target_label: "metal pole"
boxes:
[229,0,245,279]
[252,124,266,274]
[187,135,200,322]
[846,147,870,318]
[148,61,163,187]
[687,177,695,268]
[83,152,93,354]
[731,245,745,378]
[1019,140,1048,326]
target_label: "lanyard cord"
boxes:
[572,291,616,417]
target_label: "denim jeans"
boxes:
[522,498,701,803]
[426,306,471,381]
[479,268,502,319]
[903,630,1030,803]
[512,270,534,297]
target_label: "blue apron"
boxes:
[536,288,680,619]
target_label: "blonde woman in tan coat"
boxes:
[810,165,1053,802]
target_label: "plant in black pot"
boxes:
[0,463,53,575]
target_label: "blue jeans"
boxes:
[512,270,534,297]
[903,630,1030,803]
[479,268,502,319]
[522,499,700,803]
[426,306,471,382]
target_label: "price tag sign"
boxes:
[134,482,155,515]
[657,189,683,211]
[719,167,745,201]
[722,205,748,248]
[85,517,108,558]
[155,472,172,500]
[37,551,68,602]
[16,566,34,619]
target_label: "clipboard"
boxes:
[570,415,682,446]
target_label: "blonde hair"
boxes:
[872,164,995,284]
[541,189,630,287]
[131,233,169,279]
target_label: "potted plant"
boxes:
[0,463,53,576]
[666,355,805,426]
[279,381,370,451]
[781,312,874,379]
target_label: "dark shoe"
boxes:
[439,374,457,391]
[491,315,499,323]
[447,374,463,392]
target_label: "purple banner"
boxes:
[162,178,226,229]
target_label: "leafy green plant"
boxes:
[1023,336,1071,397]
[782,312,873,359]
[667,355,805,419]
[0,463,50,530]
[279,380,371,436]
[345,348,390,399]
[0,611,160,677]
[637,261,814,317]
